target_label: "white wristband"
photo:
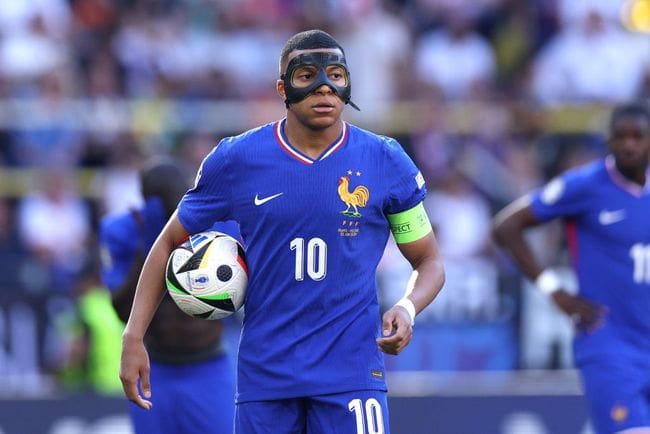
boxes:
[535,269,562,296]
[395,298,416,326]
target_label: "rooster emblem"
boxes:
[338,175,369,217]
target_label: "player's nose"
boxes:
[314,84,335,95]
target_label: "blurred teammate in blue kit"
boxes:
[100,158,238,434]
[119,29,445,433]
[493,101,650,434]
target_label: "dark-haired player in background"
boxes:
[100,158,238,434]
[118,29,445,433]
[493,101,650,434]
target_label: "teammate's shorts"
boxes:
[580,355,650,434]
[130,354,235,434]
[235,389,390,434]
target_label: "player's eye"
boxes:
[327,66,347,86]
[291,67,317,88]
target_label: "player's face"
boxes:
[609,115,650,177]
[278,48,346,130]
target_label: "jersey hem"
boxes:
[235,383,388,403]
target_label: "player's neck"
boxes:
[616,162,647,187]
[283,116,343,159]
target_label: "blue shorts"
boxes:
[235,389,390,434]
[130,354,235,434]
[580,357,650,434]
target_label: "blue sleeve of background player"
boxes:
[529,170,590,222]
[99,215,137,293]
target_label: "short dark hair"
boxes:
[279,29,344,75]
[610,100,650,133]
[140,157,191,218]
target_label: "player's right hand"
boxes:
[551,290,607,333]
[119,333,153,410]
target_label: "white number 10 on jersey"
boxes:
[349,398,385,434]
[290,237,328,281]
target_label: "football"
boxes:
[165,231,248,320]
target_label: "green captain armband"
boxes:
[387,202,433,244]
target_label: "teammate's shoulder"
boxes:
[563,158,606,183]
[544,159,606,201]
[99,209,139,240]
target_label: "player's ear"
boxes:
[277,79,286,99]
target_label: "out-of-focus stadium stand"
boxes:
[0,0,648,432]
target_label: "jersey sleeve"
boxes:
[382,137,427,215]
[529,172,590,221]
[178,139,235,234]
[99,216,135,293]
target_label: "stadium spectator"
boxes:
[16,169,92,295]
[92,135,145,216]
[119,29,445,433]
[529,5,650,105]
[0,199,33,292]
[58,258,123,396]
[10,72,85,168]
[493,101,650,433]
[422,163,498,322]
[413,6,497,101]
[0,0,71,87]
[336,0,414,107]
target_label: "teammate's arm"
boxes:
[377,203,445,355]
[492,196,605,331]
[110,252,145,323]
[120,212,189,409]
[492,197,543,279]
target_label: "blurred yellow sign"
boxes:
[621,0,650,32]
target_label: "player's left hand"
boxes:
[376,306,413,355]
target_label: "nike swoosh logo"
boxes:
[598,209,626,225]
[254,193,283,206]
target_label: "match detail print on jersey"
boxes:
[387,202,433,244]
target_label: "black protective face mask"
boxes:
[281,52,360,111]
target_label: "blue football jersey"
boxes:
[530,156,650,363]
[178,119,426,402]
[100,197,240,291]
[100,197,167,292]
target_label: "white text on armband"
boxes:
[387,202,433,244]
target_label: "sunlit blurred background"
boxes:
[0,0,648,433]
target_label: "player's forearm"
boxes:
[123,229,178,340]
[123,252,168,340]
[492,210,544,280]
[405,255,445,314]
[495,230,544,281]
[396,232,445,319]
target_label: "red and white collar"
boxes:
[274,119,348,165]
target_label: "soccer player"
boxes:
[100,158,238,434]
[492,101,650,434]
[119,29,445,433]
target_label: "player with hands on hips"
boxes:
[492,101,650,434]
[119,29,445,434]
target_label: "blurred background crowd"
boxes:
[0,0,649,397]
